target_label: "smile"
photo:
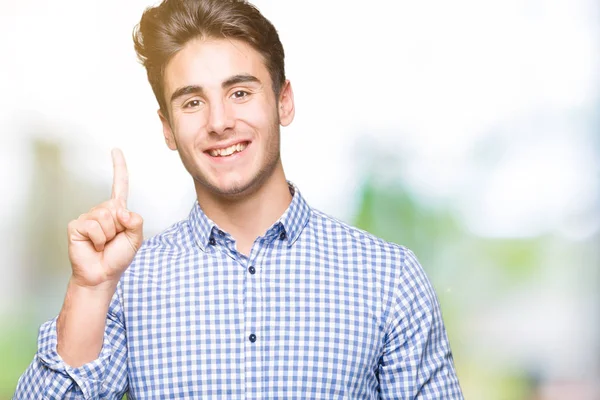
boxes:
[207,141,249,157]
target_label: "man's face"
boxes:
[160,38,294,198]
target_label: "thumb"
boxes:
[117,208,144,250]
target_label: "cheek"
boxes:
[244,116,275,140]
[238,96,277,125]
[174,114,206,143]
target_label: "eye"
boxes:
[183,99,202,109]
[231,90,250,99]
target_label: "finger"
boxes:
[89,200,126,232]
[117,209,144,251]
[80,207,117,242]
[75,220,107,252]
[111,148,129,206]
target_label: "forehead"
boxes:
[163,37,269,96]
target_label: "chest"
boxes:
[123,252,385,398]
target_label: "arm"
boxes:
[14,149,143,399]
[378,250,463,399]
[14,288,128,399]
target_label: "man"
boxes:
[15,0,463,398]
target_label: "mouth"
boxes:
[205,141,250,159]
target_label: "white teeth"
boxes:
[209,142,248,157]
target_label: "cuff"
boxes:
[36,318,113,399]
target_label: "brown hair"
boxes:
[133,0,286,118]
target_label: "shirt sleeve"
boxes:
[13,290,128,400]
[378,249,464,399]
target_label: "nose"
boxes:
[207,100,234,135]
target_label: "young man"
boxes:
[15,0,463,398]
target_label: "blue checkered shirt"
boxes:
[15,183,463,399]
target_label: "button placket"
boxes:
[244,244,264,396]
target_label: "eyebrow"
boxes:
[169,74,261,104]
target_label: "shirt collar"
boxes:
[188,200,217,251]
[187,181,312,251]
[276,181,312,246]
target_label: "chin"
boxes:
[201,176,259,199]
[217,183,252,197]
[195,157,279,200]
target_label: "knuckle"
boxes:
[85,219,99,230]
[96,208,112,220]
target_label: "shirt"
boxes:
[15,183,463,399]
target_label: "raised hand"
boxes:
[67,148,144,289]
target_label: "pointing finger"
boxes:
[111,148,129,206]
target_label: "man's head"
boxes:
[133,0,286,120]
[133,0,295,199]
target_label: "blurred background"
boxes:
[1,0,598,398]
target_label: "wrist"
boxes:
[68,276,119,296]
[64,278,118,313]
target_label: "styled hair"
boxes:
[133,0,286,118]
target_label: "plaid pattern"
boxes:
[15,183,463,399]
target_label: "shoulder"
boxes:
[139,218,194,253]
[309,208,411,261]
[125,217,195,275]
[309,207,428,294]
[308,208,434,318]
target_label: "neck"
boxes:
[194,163,292,255]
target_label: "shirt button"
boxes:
[249,334,257,343]
[248,266,256,274]
[279,231,287,240]
[209,237,216,246]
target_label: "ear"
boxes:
[158,109,178,151]
[278,80,295,127]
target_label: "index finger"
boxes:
[111,148,129,206]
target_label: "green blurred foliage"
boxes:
[0,316,37,399]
